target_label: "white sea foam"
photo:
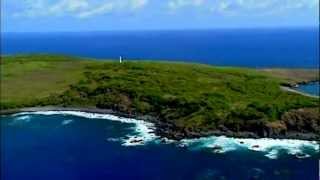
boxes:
[13,111,158,146]
[9,115,31,125]
[14,111,150,125]
[179,136,319,159]
[16,115,31,121]
[264,149,279,159]
[122,136,145,146]
[61,120,73,125]
[180,136,238,153]
[12,111,320,159]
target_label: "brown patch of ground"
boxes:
[259,69,319,84]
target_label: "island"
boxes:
[1,55,319,141]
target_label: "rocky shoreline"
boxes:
[1,106,319,142]
[155,122,320,141]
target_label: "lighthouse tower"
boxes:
[119,56,122,63]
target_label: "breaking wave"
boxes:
[179,136,319,159]
[13,111,158,146]
[8,115,32,125]
[12,111,319,159]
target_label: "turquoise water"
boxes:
[1,111,319,180]
[296,81,320,97]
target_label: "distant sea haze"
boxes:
[2,28,319,68]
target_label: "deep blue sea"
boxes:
[1,112,320,180]
[1,29,320,179]
[1,28,319,68]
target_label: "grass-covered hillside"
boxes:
[1,55,319,139]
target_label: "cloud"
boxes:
[50,0,89,14]
[77,2,114,18]
[234,0,318,10]
[14,0,149,18]
[234,0,319,16]
[167,0,319,16]
[9,0,319,19]
[131,0,149,10]
[168,0,205,10]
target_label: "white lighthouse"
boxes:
[119,56,122,63]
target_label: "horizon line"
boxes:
[2,26,319,34]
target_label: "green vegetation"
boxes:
[1,55,89,107]
[1,55,319,138]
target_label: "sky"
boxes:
[1,0,319,32]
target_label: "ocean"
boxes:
[296,81,320,96]
[1,28,319,68]
[1,112,319,180]
[1,28,320,180]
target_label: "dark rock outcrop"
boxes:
[281,108,320,134]
[154,108,320,141]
